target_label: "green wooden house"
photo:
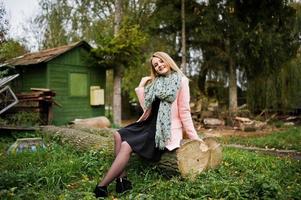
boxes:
[3,41,106,125]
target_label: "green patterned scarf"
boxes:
[144,72,182,149]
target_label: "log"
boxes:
[68,125,116,137]
[40,126,222,178]
[158,137,222,179]
[70,116,111,128]
[235,116,267,132]
[203,118,225,128]
[40,125,114,151]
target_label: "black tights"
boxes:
[99,132,132,186]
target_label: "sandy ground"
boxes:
[198,126,284,138]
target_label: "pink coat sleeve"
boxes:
[178,77,200,140]
[135,87,146,111]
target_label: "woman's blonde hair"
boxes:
[149,51,186,80]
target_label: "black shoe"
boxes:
[94,185,108,198]
[116,177,132,193]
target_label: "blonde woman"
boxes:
[94,52,201,197]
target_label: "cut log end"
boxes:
[158,138,223,179]
[177,140,210,178]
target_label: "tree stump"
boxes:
[158,137,222,179]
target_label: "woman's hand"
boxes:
[138,76,152,87]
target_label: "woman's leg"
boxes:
[99,141,132,186]
[114,132,122,156]
[113,132,127,178]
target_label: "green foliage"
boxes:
[92,21,149,101]
[0,129,301,199]
[0,135,301,200]
[0,39,27,63]
[219,127,301,151]
[4,112,42,127]
[0,1,8,43]
[149,0,204,61]
[196,0,300,112]
[0,134,112,199]
[240,1,300,112]
[247,55,301,112]
[93,22,148,67]
[35,0,69,49]
[14,0,301,113]
[122,62,150,102]
[0,68,9,78]
[237,0,299,79]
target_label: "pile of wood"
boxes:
[14,88,56,125]
[190,97,222,130]
[234,116,267,132]
[190,98,269,131]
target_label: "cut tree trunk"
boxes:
[40,126,222,178]
[40,125,114,151]
[158,138,222,179]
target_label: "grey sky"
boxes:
[2,0,40,51]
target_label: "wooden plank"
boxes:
[16,101,40,107]
[10,107,42,112]
[30,88,56,96]
[30,88,51,92]
[17,97,47,101]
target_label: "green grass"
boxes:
[219,127,301,151]
[0,131,300,200]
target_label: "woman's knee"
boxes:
[114,132,121,142]
[120,141,132,154]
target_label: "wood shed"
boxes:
[2,41,106,125]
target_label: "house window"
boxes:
[69,73,88,96]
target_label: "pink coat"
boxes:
[135,76,200,151]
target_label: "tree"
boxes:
[236,0,300,112]
[0,1,8,44]
[0,2,27,62]
[0,39,27,63]
[92,22,148,99]
[34,0,70,49]
[32,0,155,125]
[0,3,27,77]
[197,0,299,114]
[112,0,123,126]
[195,0,240,114]
[181,0,187,75]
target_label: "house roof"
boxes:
[2,41,92,67]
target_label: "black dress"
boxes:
[118,98,166,161]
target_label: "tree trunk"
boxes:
[181,0,187,75]
[198,65,208,95]
[114,0,122,35]
[113,66,123,126]
[226,39,237,114]
[229,56,237,114]
[40,125,114,151]
[113,0,123,126]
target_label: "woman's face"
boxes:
[151,57,171,75]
